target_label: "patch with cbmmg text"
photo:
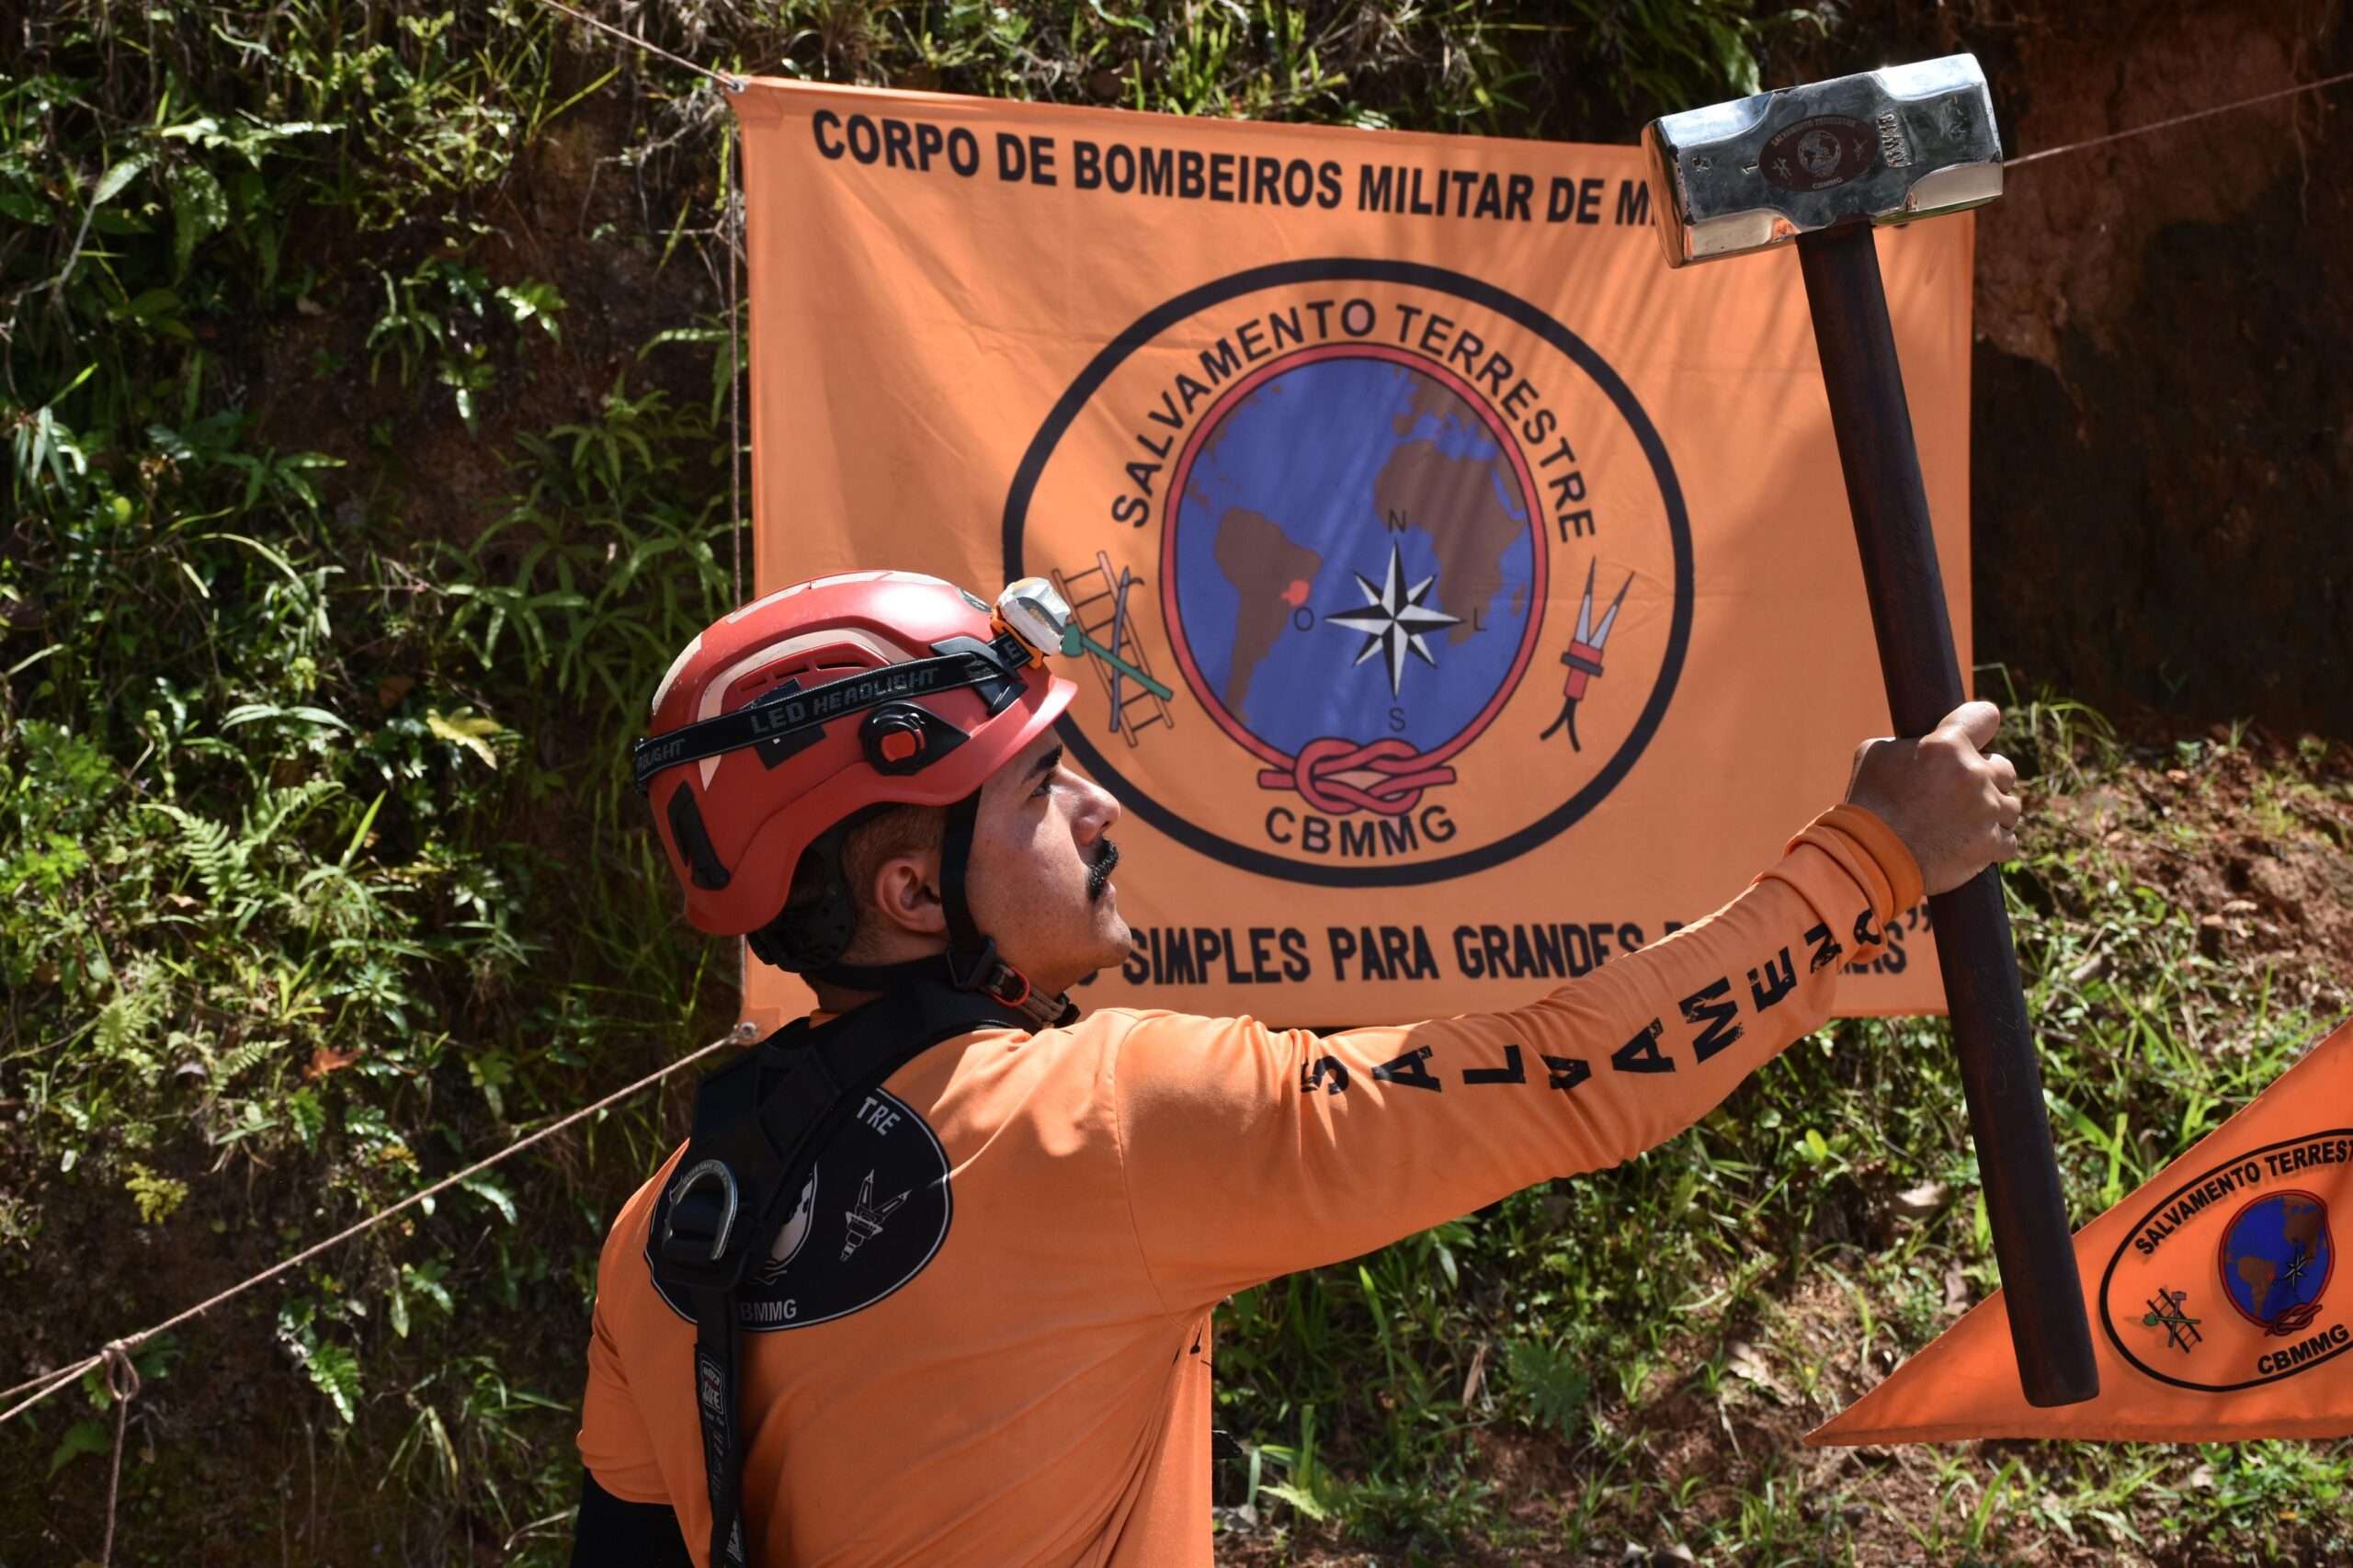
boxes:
[2100,1131,2347,1392]
[1003,259,1691,887]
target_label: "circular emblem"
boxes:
[2219,1190,2333,1336]
[2098,1133,2349,1392]
[1003,260,1691,886]
[1758,115,1878,192]
[646,1087,953,1333]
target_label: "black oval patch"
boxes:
[2097,1130,2351,1393]
[646,1086,953,1333]
[1758,115,1880,193]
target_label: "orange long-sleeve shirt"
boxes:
[578,807,1920,1566]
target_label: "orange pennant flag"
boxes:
[1812,1017,2353,1445]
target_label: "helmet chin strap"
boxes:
[937,790,987,955]
[812,792,1077,1029]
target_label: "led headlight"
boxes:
[995,576,1076,661]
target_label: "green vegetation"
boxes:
[4,1,740,1553]
[4,4,2347,1563]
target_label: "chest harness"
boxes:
[649,964,1074,1566]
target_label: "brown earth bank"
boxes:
[1528,0,2353,736]
[1956,1,2353,738]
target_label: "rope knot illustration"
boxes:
[1258,737,1456,817]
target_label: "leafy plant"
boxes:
[124,1164,191,1224]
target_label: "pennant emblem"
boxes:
[2102,1146,2345,1392]
[1812,1017,2353,1444]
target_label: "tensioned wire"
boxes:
[528,0,2352,171]
[0,1027,747,1428]
[0,0,762,1458]
[533,0,745,92]
[2004,67,2353,167]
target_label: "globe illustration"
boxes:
[2221,1191,2330,1330]
[1165,351,1542,767]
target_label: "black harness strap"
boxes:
[938,792,985,954]
[817,950,1077,1032]
[648,982,1045,1566]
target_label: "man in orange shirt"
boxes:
[577,570,2019,1567]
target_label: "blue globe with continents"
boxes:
[2221,1191,2332,1334]
[1166,351,1541,785]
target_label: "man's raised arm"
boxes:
[1108,701,2018,1312]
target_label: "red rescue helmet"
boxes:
[634,571,1077,941]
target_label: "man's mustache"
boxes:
[1086,838,1120,902]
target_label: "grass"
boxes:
[2,3,2347,1564]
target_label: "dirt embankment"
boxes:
[1958,0,2352,734]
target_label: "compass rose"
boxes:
[1326,540,1461,699]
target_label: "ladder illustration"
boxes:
[2142,1288,2203,1354]
[1051,551,1175,747]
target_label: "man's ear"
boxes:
[867,849,947,940]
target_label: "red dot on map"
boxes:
[1280,578,1311,608]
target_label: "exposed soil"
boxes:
[2051,722,2353,992]
[1963,1,2353,735]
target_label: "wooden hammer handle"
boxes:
[1796,222,2098,1407]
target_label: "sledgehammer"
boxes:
[1643,56,2097,1406]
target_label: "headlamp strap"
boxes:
[928,795,1074,1025]
[631,633,1030,794]
[815,948,1077,1032]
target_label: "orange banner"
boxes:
[1813,1017,2353,1443]
[732,81,1971,1030]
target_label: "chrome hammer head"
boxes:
[1642,54,2003,267]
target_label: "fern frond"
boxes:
[246,778,341,845]
[302,1340,362,1426]
[150,803,245,903]
[92,971,167,1077]
[210,1036,282,1089]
